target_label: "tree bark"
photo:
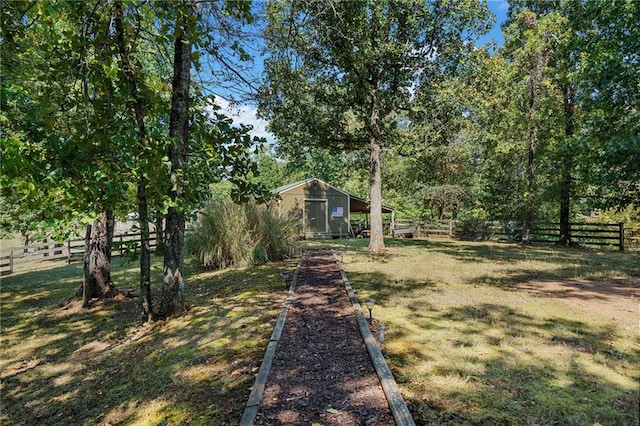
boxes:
[138,178,153,322]
[522,47,548,244]
[82,224,91,307]
[368,90,385,253]
[83,211,116,304]
[558,83,574,246]
[154,212,165,255]
[522,125,535,244]
[106,209,115,261]
[115,0,153,321]
[161,5,192,318]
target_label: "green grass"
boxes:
[1,255,297,425]
[328,238,640,425]
[2,239,638,425]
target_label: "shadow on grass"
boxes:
[427,240,640,289]
[395,304,639,425]
[339,237,640,302]
[336,239,639,425]
[0,256,299,425]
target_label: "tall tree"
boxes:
[507,0,579,246]
[2,1,262,319]
[494,0,639,241]
[1,1,133,302]
[160,2,192,318]
[503,9,564,242]
[401,72,482,220]
[113,0,155,319]
[157,0,264,318]
[574,0,640,209]
[260,0,490,252]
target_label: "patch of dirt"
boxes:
[255,250,395,425]
[516,278,639,328]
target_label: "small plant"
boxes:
[185,196,297,269]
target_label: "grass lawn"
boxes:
[1,239,638,425]
[332,238,640,425]
[1,255,298,425]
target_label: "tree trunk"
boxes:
[161,5,192,318]
[83,211,116,304]
[558,83,574,246]
[368,91,385,253]
[115,0,153,321]
[82,224,91,307]
[522,127,535,244]
[522,48,548,244]
[138,178,153,322]
[154,212,165,255]
[106,209,115,261]
[558,159,571,245]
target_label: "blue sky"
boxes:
[217,0,510,143]
[481,0,509,46]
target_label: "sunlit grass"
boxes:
[327,238,640,425]
[0,254,298,425]
[2,238,637,425]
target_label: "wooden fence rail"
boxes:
[387,219,628,251]
[0,232,157,276]
[3,221,636,276]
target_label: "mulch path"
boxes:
[254,250,395,425]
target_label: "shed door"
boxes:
[304,200,327,233]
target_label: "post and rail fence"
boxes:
[0,232,157,276]
[385,218,631,251]
[2,221,636,276]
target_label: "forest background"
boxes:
[1,0,638,304]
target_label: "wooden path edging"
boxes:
[239,255,304,426]
[337,257,417,426]
[240,250,415,425]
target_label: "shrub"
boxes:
[186,197,297,269]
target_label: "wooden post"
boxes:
[391,211,395,236]
[67,239,71,263]
[10,247,14,274]
[449,219,453,238]
[619,222,625,252]
[120,235,124,257]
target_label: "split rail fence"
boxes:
[0,232,157,276]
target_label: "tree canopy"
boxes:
[1,0,638,305]
[259,0,491,251]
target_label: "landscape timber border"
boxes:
[240,249,416,426]
[336,253,416,426]
[239,253,304,425]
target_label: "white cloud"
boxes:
[213,97,274,142]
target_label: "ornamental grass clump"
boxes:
[186,197,297,269]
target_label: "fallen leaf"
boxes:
[326,408,338,414]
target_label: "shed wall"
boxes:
[279,180,350,237]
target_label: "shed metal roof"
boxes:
[271,178,315,195]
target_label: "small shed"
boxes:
[272,178,394,239]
